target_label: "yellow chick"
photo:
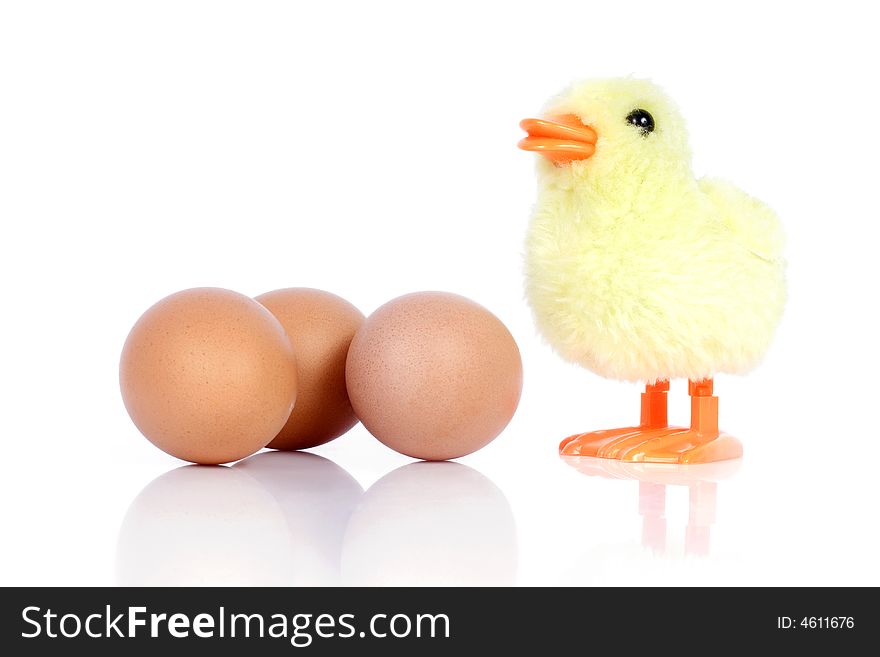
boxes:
[519,78,785,464]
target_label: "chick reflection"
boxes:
[562,456,741,557]
[341,462,517,586]
[116,452,362,586]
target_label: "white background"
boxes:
[2,0,879,586]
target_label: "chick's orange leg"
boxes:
[617,379,743,464]
[560,379,742,463]
[559,381,670,456]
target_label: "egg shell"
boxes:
[119,287,299,465]
[255,288,365,450]
[345,291,523,461]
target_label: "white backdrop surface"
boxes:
[1,0,878,586]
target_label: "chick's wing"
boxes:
[698,177,785,263]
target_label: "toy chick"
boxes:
[519,78,786,463]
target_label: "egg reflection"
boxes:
[341,461,518,586]
[116,465,293,585]
[117,454,515,586]
[233,451,363,585]
[116,452,362,586]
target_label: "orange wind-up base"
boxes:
[558,379,743,464]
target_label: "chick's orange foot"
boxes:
[558,380,670,455]
[559,379,743,464]
[560,426,742,464]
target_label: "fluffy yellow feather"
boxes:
[524,78,786,383]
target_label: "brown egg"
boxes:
[345,292,523,461]
[120,288,299,465]
[255,288,365,450]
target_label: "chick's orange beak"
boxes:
[518,114,597,165]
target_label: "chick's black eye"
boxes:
[626,108,654,135]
